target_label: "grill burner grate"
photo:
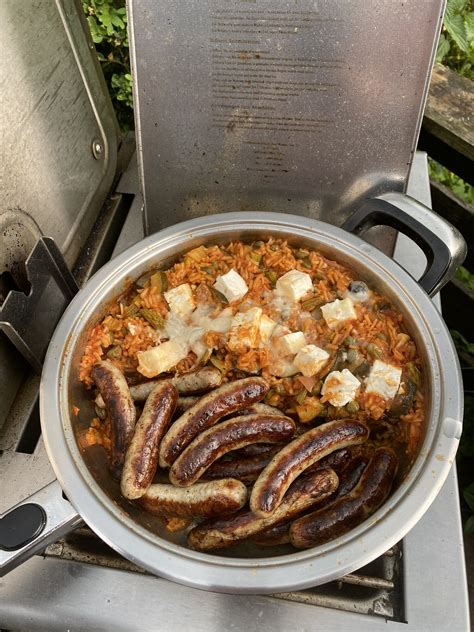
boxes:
[43,527,404,621]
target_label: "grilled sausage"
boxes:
[188,467,338,551]
[91,360,136,479]
[139,478,247,518]
[234,442,282,457]
[121,382,178,499]
[202,448,281,484]
[159,377,269,467]
[95,368,222,408]
[250,419,368,516]
[131,367,223,400]
[251,522,291,546]
[169,414,295,486]
[290,447,398,549]
[174,396,199,416]
[310,447,352,474]
[335,454,370,498]
[251,454,369,546]
[232,403,283,417]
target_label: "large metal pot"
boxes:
[0,194,466,592]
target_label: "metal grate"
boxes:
[43,527,405,622]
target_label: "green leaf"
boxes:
[450,329,474,355]
[445,0,467,17]
[465,515,474,535]
[465,11,474,42]
[455,266,474,293]
[436,34,451,61]
[445,12,470,52]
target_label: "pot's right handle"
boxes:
[341,192,467,297]
[0,480,81,577]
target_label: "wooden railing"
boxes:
[418,63,473,346]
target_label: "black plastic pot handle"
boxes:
[342,193,466,297]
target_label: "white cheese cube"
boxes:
[365,360,402,401]
[321,369,360,407]
[213,269,248,303]
[269,357,299,377]
[259,314,277,344]
[228,307,262,351]
[294,345,330,377]
[276,331,307,356]
[321,298,356,329]
[164,284,195,318]
[275,270,313,302]
[137,339,188,378]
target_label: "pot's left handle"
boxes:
[0,480,81,577]
[342,192,467,297]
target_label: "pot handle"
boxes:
[341,192,467,297]
[0,480,81,577]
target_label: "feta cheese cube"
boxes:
[321,298,356,329]
[321,369,360,407]
[213,269,248,303]
[275,270,313,302]
[365,360,402,401]
[164,284,195,318]
[228,307,262,351]
[137,339,188,378]
[294,345,330,377]
[259,314,277,344]
[276,331,307,356]
[269,357,299,377]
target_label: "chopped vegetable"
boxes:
[140,308,165,329]
[265,270,278,286]
[209,354,225,372]
[210,287,229,304]
[106,345,122,359]
[150,271,168,292]
[367,343,382,359]
[296,397,325,422]
[406,362,422,386]
[345,401,360,414]
[389,378,416,418]
[135,271,153,288]
[301,296,324,311]
[185,245,207,263]
[295,389,308,405]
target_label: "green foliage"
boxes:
[82,0,133,130]
[436,0,474,78]
[455,266,474,292]
[428,158,474,205]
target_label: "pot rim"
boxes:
[40,212,462,593]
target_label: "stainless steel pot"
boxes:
[0,193,466,593]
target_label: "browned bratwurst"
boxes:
[251,522,292,546]
[188,468,338,551]
[202,447,281,484]
[290,447,398,549]
[95,367,222,408]
[130,367,222,400]
[252,453,368,546]
[91,360,136,479]
[169,414,295,486]
[250,419,369,516]
[159,377,269,468]
[121,382,178,500]
[139,478,247,518]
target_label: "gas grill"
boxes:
[0,0,470,628]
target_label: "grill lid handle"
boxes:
[341,192,467,297]
[0,480,81,577]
